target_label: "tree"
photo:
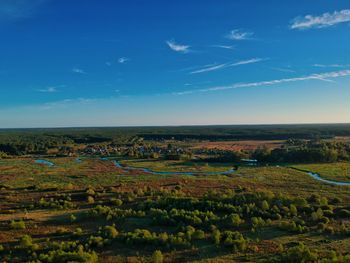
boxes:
[20,235,33,248]
[290,204,298,216]
[261,200,269,211]
[212,229,221,245]
[152,250,163,263]
[228,213,243,227]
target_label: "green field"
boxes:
[119,158,235,173]
[1,157,350,262]
[292,162,350,182]
[1,124,350,262]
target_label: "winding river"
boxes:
[34,158,350,186]
[111,160,236,176]
[35,159,55,167]
[307,172,350,186]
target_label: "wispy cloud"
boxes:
[225,29,254,40]
[166,40,190,53]
[0,0,50,20]
[190,58,264,74]
[118,57,129,64]
[40,98,94,110]
[173,69,350,95]
[211,45,235,50]
[313,63,349,68]
[290,9,350,30]
[72,68,86,74]
[270,67,296,73]
[37,86,58,93]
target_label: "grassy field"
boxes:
[291,162,350,182]
[119,158,235,173]
[1,157,350,262]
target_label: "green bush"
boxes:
[192,230,205,240]
[20,235,33,248]
[112,198,123,206]
[152,250,163,263]
[212,229,221,245]
[74,228,83,236]
[284,242,318,262]
[103,225,118,239]
[86,188,96,196]
[87,196,95,204]
[10,220,26,230]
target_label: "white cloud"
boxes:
[166,40,190,53]
[313,63,348,68]
[190,58,264,74]
[174,69,350,95]
[291,9,350,30]
[226,29,254,40]
[37,86,57,93]
[270,67,296,73]
[118,57,129,64]
[191,63,227,74]
[72,68,86,74]
[211,45,235,50]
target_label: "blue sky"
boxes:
[0,0,350,128]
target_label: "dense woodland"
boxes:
[1,125,350,164]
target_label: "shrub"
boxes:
[192,230,205,240]
[223,231,247,252]
[74,228,83,236]
[290,204,298,216]
[284,242,318,262]
[212,229,221,245]
[251,217,265,229]
[152,250,163,263]
[0,151,8,159]
[261,200,269,211]
[112,198,123,206]
[88,236,104,248]
[10,220,26,230]
[86,188,96,196]
[227,213,243,227]
[20,235,33,248]
[103,225,118,239]
[37,244,98,263]
[70,214,77,222]
[185,226,195,240]
[331,197,342,204]
[87,196,95,204]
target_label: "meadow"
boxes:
[1,125,350,262]
[1,156,350,262]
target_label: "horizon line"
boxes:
[1,121,350,130]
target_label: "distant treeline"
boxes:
[252,140,350,163]
[2,124,350,142]
[138,123,350,141]
[1,125,350,163]
[140,133,325,141]
[199,140,350,164]
[0,135,73,155]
